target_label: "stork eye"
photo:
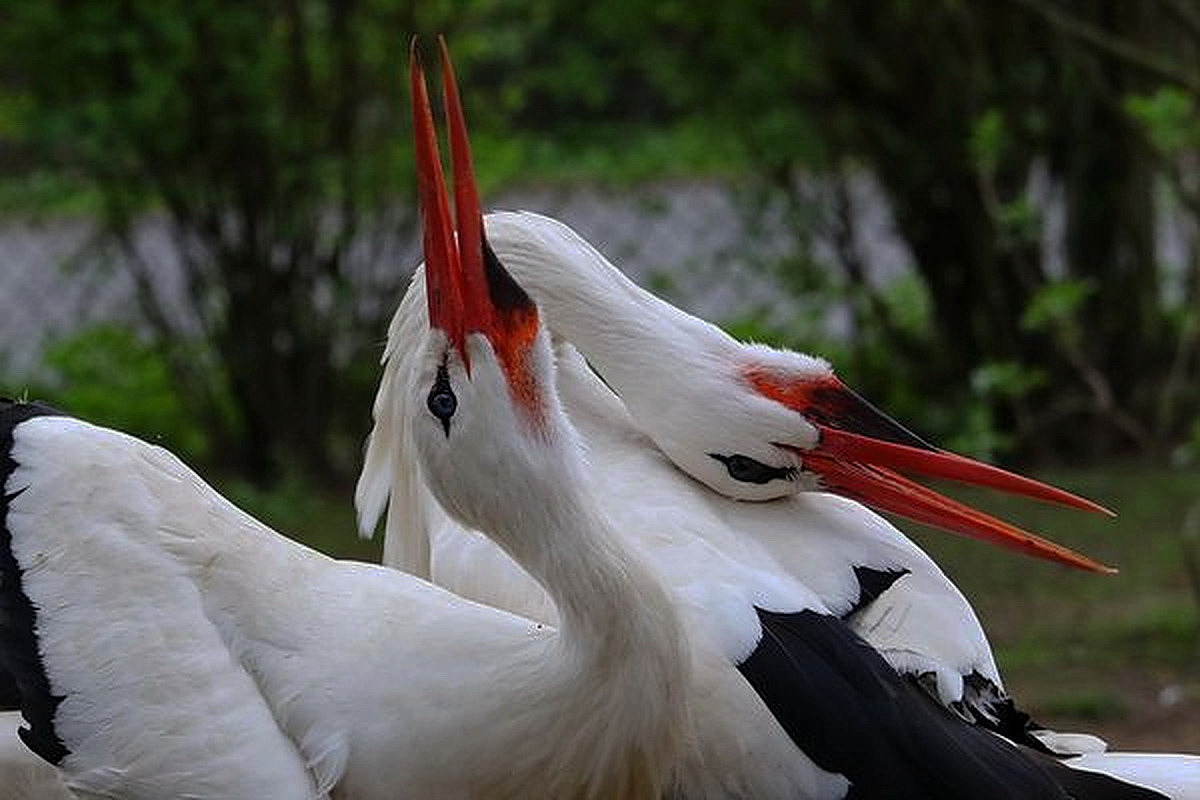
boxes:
[427,365,457,435]
[708,453,796,485]
[428,389,457,419]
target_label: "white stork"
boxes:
[0,44,691,798]
[355,38,1200,798]
[1,36,1196,800]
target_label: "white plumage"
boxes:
[5,36,1200,800]
[0,50,691,795]
[358,209,1083,727]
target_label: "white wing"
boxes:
[2,413,592,799]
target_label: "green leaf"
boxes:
[1021,280,1094,332]
[1125,88,1200,156]
[969,108,1007,175]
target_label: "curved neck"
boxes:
[463,437,689,799]
[489,213,739,397]
[500,476,676,649]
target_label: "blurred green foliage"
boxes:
[0,0,425,484]
[26,325,215,463]
[1126,88,1200,156]
[220,475,382,562]
[1,0,1199,480]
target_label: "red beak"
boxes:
[410,37,468,366]
[410,37,542,412]
[748,370,1116,574]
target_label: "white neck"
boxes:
[485,211,739,395]
[491,454,676,647]
[479,483,689,799]
[417,341,690,798]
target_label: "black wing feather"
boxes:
[737,607,1167,799]
[842,566,909,618]
[0,399,70,764]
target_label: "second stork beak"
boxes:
[750,370,1117,574]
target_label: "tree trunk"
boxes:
[1055,0,1165,453]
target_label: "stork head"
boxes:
[628,333,1116,573]
[407,39,573,535]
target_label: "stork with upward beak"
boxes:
[0,39,691,800]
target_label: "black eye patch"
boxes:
[708,453,796,485]
[427,364,457,435]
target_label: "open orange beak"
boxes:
[749,370,1116,573]
[411,37,542,410]
[411,37,538,356]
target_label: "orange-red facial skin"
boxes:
[742,368,844,425]
[495,329,545,435]
[476,253,544,433]
[742,367,934,449]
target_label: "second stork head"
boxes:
[610,325,1116,573]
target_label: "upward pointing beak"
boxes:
[410,37,542,419]
[751,371,1117,574]
[411,37,538,366]
[410,37,467,366]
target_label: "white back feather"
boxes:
[357,268,436,577]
